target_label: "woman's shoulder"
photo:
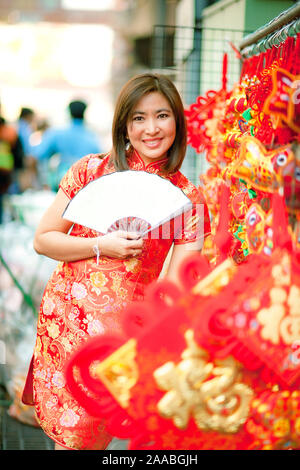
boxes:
[168,170,201,203]
[71,152,113,179]
[79,152,111,169]
[59,152,113,199]
[84,152,112,172]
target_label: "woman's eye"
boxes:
[133,116,144,121]
[158,113,169,119]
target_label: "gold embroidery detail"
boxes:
[153,330,253,433]
[90,271,108,289]
[124,257,142,274]
[93,339,138,408]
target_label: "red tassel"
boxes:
[291,32,300,75]
[248,56,255,75]
[222,52,228,90]
[241,57,250,79]
[270,45,277,64]
[272,192,292,250]
[281,36,295,71]
[265,48,272,68]
[214,184,232,262]
[253,56,260,75]
[255,53,264,75]
[240,59,246,80]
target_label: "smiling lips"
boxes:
[142,138,163,148]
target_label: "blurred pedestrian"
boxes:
[0,116,24,223]
[32,100,102,191]
[30,117,50,147]
[18,107,35,157]
[17,107,38,191]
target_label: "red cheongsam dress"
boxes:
[24,151,211,449]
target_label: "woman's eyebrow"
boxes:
[156,108,172,113]
[132,108,171,115]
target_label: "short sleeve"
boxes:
[174,185,211,245]
[59,154,92,200]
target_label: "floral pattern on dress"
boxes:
[31,150,211,450]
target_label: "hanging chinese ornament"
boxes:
[185,33,300,264]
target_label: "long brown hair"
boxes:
[111,73,187,173]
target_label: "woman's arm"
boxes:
[165,240,203,288]
[33,188,144,262]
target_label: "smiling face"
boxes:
[126,91,176,166]
[111,73,187,173]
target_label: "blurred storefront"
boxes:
[0,0,135,148]
[0,0,293,164]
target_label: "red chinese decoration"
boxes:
[65,191,300,450]
[186,34,300,264]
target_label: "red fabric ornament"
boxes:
[185,88,229,155]
[231,189,254,221]
[246,389,300,450]
[66,263,258,450]
[282,143,300,214]
[231,135,295,193]
[193,193,298,386]
[64,192,300,449]
[263,67,300,134]
[185,53,231,158]
[244,203,273,255]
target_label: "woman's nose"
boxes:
[145,119,159,134]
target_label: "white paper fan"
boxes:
[62,170,193,236]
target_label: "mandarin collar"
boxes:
[127,149,168,173]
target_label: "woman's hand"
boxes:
[98,231,144,259]
[33,189,144,262]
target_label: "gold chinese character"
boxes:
[153,330,253,433]
[257,284,300,345]
[280,315,300,345]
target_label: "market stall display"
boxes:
[0,190,56,425]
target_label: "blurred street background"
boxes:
[0,0,296,451]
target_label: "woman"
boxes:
[23,73,211,450]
